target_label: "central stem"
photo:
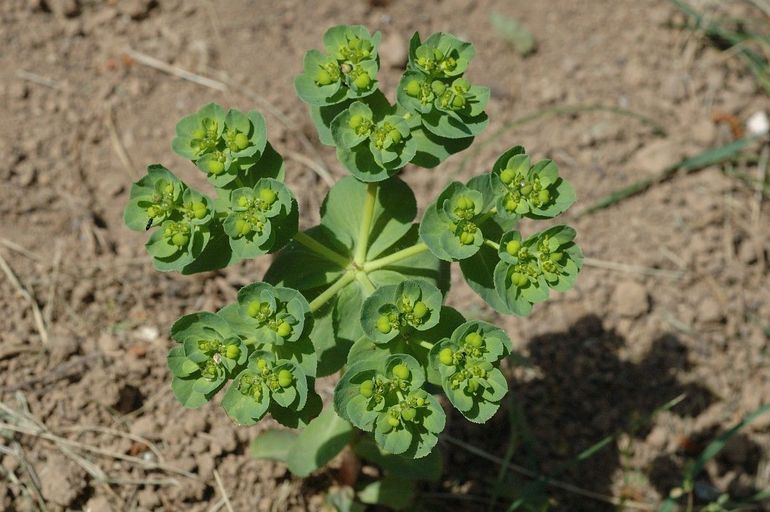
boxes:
[363,242,429,272]
[354,183,378,267]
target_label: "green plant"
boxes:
[124,24,582,486]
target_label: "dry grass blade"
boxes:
[213,469,234,512]
[125,48,228,91]
[0,238,41,262]
[0,250,48,346]
[286,151,335,187]
[106,106,139,179]
[16,69,66,91]
[582,256,684,279]
[0,401,197,480]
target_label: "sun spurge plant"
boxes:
[125,25,582,476]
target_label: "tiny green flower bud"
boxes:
[359,380,374,398]
[376,315,392,334]
[453,78,470,92]
[431,80,446,95]
[392,363,410,380]
[256,358,268,370]
[504,197,518,212]
[415,397,425,407]
[192,128,206,140]
[520,183,533,195]
[353,72,371,89]
[224,344,240,360]
[206,160,225,175]
[246,301,261,318]
[412,301,428,319]
[506,239,521,256]
[439,347,454,366]
[387,416,400,428]
[238,196,250,208]
[192,201,207,219]
[276,321,292,338]
[388,129,401,144]
[234,132,250,150]
[349,114,364,129]
[500,168,516,185]
[259,188,277,206]
[235,218,251,236]
[550,252,564,263]
[316,69,333,85]
[171,232,189,247]
[401,407,417,422]
[465,332,483,348]
[451,94,466,109]
[511,272,528,287]
[459,231,475,245]
[538,189,550,204]
[277,369,293,388]
[405,79,421,97]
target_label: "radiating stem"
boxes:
[363,242,429,272]
[309,271,355,312]
[354,183,378,267]
[419,340,434,351]
[293,231,350,269]
[355,271,376,295]
[483,239,500,251]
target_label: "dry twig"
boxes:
[0,250,48,346]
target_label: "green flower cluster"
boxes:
[172,104,270,188]
[398,33,489,140]
[294,25,381,107]
[429,322,511,423]
[167,282,319,427]
[360,280,442,343]
[124,165,215,272]
[124,108,294,273]
[297,27,488,182]
[335,354,445,458]
[419,145,582,315]
[495,226,582,315]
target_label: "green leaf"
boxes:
[270,389,323,428]
[124,164,184,231]
[422,108,488,139]
[171,103,226,161]
[410,125,473,168]
[250,429,298,462]
[286,406,354,477]
[490,13,536,56]
[358,477,416,510]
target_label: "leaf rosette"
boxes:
[124,164,186,232]
[429,321,512,423]
[234,282,313,346]
[407,32,475,79]
[334,353,445,457]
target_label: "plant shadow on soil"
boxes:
[439,314,717,511]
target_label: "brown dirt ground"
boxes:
[1,0,769,510]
